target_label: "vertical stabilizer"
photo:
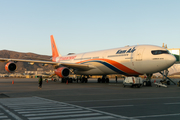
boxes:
[50,35,61,57]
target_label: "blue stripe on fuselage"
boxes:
[81,60,128,75]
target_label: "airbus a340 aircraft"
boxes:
[0,35,176,84]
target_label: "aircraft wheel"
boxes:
[85,78,88,83]
[61,78,65,83]
[102,78,105,83]
[105,78,109,83]
[97,78,101,83]
[143,81,147,86]
[81,78,84,83]
[69,78,73,83]
[147,81,151,86]
[167,81,170,85]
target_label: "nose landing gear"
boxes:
[143,74,152,86]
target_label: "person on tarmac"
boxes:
[38,76,43,89]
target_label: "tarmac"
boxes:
[0,78,180,120]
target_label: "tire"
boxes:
[143,81,147,86]
[54,79,57,82]
[81,78,84,83]
[98,78,101,83]
[105,78,109,83]
[167,81,170,85]
[69,78,73,83]
[147,81,152,86]
[85,78,88,83]
[61,78,65,83]
[102,78,105,83]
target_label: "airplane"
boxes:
[0,35,176,85]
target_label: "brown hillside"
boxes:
[0,50,54,73]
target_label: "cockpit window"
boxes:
[151,50,169,55]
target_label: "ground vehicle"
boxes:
[123,77,143,88]
[160,80,170,85]
[43,77,59,82]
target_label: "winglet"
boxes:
[50,35,61,57]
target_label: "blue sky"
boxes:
[0,0,180,56]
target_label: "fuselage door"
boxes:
[135,48,145,61]
[132,47,145,72]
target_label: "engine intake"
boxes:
[5,62,17,73]
[55,67,70,78]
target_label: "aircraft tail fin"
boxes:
[50,35,61,58]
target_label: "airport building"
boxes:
[168,48,180,62]
[163,48,180,76]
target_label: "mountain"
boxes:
[0,50,54,73]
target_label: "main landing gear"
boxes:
[61,77,74,83]
[61,75,89,83]
[97,75,109,83]
[79,76,88,83]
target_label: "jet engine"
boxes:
[5,62,17,73]
[55,67,70,78]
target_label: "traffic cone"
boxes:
[47,80,48,83]
[12,80,14,84]
[66,80,68,84]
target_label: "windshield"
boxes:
[151,50,170,55]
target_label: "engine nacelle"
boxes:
[5,62,17,73]
[55,67,70,78]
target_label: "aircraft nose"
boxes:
[166,55,176,66]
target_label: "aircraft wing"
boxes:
[0,58,58,65]
[0,58,94,71]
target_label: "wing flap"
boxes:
[61,62,95,70]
